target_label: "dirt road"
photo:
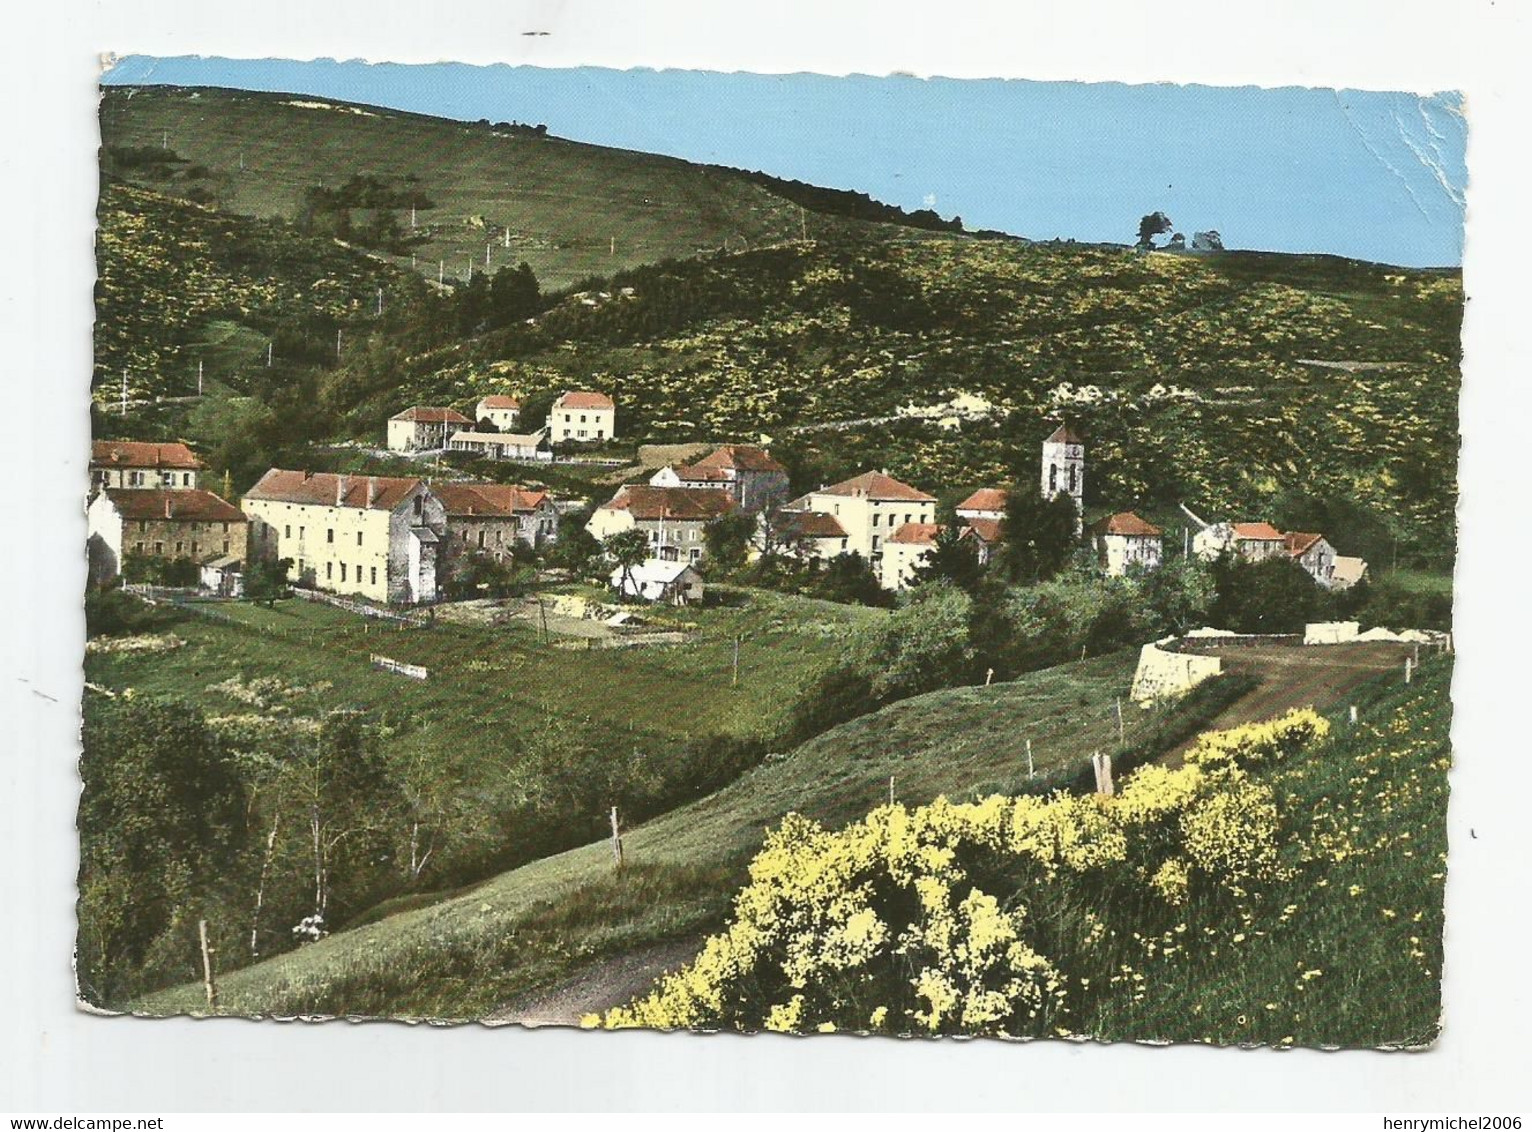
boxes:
[484,938,704,1028]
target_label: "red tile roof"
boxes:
[553,391,615,410]
[391,406,472,424]
[816,470,937,503]
[477,395,521,410]
[956,488,1008,513]
[888,522,943,546]
[774,510,847,539]
[688,444,786,474]
[962,517,1003,543]
[105,488,244,523]
[243,469,425,511]
[91,440,204,470]
[672,463,732,483]
[1284,531,1325,556]
[435,482,549,517]
[1045,423,1083,445]
[1231,521,1284,542]
[599,485,736,522]
[1090,511,1164,537]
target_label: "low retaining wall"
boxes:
[1130,638,1223,703]
[1304,620,1361,645]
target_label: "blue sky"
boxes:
[103,56,1466,267]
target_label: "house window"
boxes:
[1069,465,1077,493]
[413,496,423,518]
[580,414,587,423]
[134,542,144,555]
[184,473,192,486]
[154,542,163,555]
[327,529,334,543]
[1049,465,1058,493]
[138,520,147,532]
[222,522,229,533]
[174,541,183,554]
[222,540,229,553]
[370,567,377,586]
[191,542,198,556]
[477,531,485,548]
[130,472,144,486]
[357,531,363,547]
[285,524,291,538]
[326,562,333,580]
[341,563,347,582]
[578,430,587,438]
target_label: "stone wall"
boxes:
[1130,638,1224,703]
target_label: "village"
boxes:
[85,390,1369,612]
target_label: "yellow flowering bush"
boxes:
[597,707,1330,1037]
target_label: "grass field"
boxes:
[100,86,818,292]
[86,586,881,781]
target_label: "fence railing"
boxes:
[370,653,428,680]
[291,587,429,627]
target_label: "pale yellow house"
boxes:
[781,470,937,562]
[1089,511,1164,576]
[878,522,943,591]
[547,391,616,444]
[90,439,204,492]
[242,470,447,604]
[475,394,522,430]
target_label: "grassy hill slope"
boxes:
[135,637,1414,1022]
[100,85,855,292]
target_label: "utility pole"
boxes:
[485,242,491,268]
[120,368,128,415]
[335,328,343,360]
[1115,698,1125,744]
[266,342,273,367]
[438,259,444,285]
[197,358,203,396]
[609,806,624,869]
[376,287,384,317]
[732,635,741,688]
[1026,738,1034,779]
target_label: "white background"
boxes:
[2,0,1527,1114]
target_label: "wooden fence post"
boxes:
[609,806,624,869]
[199,919,218,1010]
[1115,698,1124,744]
[1026,737,1034,779]
[1349,704,1358,726]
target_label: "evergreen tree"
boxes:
[997,489,1078,584]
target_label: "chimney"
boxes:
[336,474,349,506]
[367,477,378,507]
[164,495,172,519]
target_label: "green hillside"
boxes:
[100,85,849,291]
[136,650,1158,1018]
[95,87,1461,569]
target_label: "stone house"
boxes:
[90,440,204,492]
[434,482,561,565]
[387,406,472,452]
[547,391,616,444]
[878,522,943,591]
[586,484,736,564]
[779,470,937,563]
[610,559,705,605]
[1089,511,1164,576]
[1285,531,1339,586]
[475,394,521,430]
[87,488,247,584]
[241,470,447,604]
[650,445,790,514]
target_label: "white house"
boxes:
[878,522,943,591]
[1089,511,1164,576]
[779,470,937,563]
[387,406,472,453]
[547,391,616,444]
[587,484,736,564]
[955,487,1007,523]
[649,445,790,514]
[610,559,705,605]
[475,394,521,430]
[1193,520,1287,563]
[446,428,550,462]
[242,470,447,604]
[754,508,849,560]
